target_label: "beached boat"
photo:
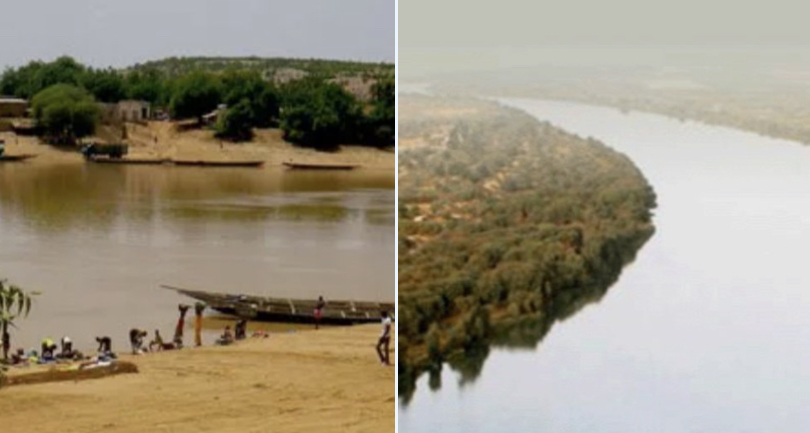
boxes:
[88,156,170,165]
[172,160,265,168]
[282,162,359,170]
[0,154,38,162]
[1,361,138,388]
[162,285,394,325]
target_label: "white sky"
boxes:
[399,0,810,76]
[0,0,394,69]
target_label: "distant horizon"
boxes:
[1,54,395,72]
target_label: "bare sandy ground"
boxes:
[0,325,394,433]
[0,121,394,170]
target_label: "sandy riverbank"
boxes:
[0,121,394,170]
[0,324,394,433]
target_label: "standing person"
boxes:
[174,304,190,348]
[234,319,247,340]
[376,311,392,366]
[194,302,205,347]
[314,296,326,330]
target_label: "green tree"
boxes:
[124,68,166,105]
[0,279,38,361]
[82,68,126,103]
[1,57,86,99]
[364,78,395,147]
[215,99,254,141]
[1,61,45,98]
[32,84,100,145]
[220,70,279,127]
[280,79,361,150]
[33,56,85,92]
[169,71,221,122]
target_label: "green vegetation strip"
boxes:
[397,96,656,399]
[2,56,393,149]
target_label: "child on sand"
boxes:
[149,330,176,352]
[215,326,234,346]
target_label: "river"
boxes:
[0,163,394,352]
[399,98,810,432]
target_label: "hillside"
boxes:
[397,95,656,400]
[128,56,394,80]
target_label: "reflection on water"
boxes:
[0,163,394,352]
[398,278,621,404]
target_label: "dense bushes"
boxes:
[169,71,222,121]
[398,97,657,398]
[279,78,361,150]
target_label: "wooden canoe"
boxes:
[172,160,265,168]
[88,156,170,165]
[2,361,138,388]
[0,154,37,162]
[162,285,393,325]
[282,162,359,170]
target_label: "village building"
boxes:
[0,97,28,118]
[99,100,152,123]
[117,100,151,122]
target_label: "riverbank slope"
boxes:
[0,122,394,170]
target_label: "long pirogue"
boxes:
[162,285,394,325]
[0,154,37,162]
[282,162,359,170]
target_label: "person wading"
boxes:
[194,302,206,347]
[174,304,190,348]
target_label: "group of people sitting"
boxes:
[8,303,276,367]
[10,336,86,365]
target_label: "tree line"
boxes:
[1,56,394,148]
[129,56,393,80]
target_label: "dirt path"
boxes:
[0,325,394,433]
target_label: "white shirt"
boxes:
[380,316,392,338]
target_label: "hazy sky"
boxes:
[400,0,810,76]
[0,0,394,70]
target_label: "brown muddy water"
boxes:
[0,162,394,352]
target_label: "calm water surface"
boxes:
[400,99,810,432]
[0,163,394,351]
